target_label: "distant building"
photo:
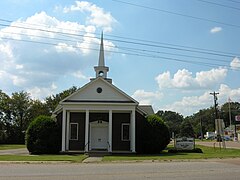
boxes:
[53,33,154,153]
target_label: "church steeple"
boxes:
[93,32,112,83]
[98,32,105,67]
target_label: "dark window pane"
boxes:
[122,124,129,141]
[70,123,78,140]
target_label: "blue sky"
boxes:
[0,0,240,116]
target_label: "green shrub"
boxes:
[25,115,61,154]
[142,114,170,154]
[168,148,203,153]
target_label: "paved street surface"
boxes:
[0,149,28,155]
[196,141,240,149]
[0,160,239,180]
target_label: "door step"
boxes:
[86,151,111,157]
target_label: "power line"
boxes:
[1,37,238,71]
[227,0,240,4]
[0,28,235,65]
[0,30,233,67]
[0,18,239,57]
[111,0,240,29]
[1,22,238,59]
[196,0,240,11]
[0,20,239,70]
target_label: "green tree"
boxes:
[0,90,11,143]
[25,115,61,154]
[179,120,195,137]
[220,102,240,127]
[28,100,50,120]
[0,90,11,123]
[10,91,31,131]
[45,86,78,113]
[186,107,215,136]
[156,110,183,136]
[141,114,170,154]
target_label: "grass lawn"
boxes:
[103,145,240,162]
[0,144,26,150]
[1,144,240,162]
[0,154,88,162]
[0,144,87,162]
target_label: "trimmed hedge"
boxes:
[168,148,203,153]
[25,115,61,154]
[141,114,170,154]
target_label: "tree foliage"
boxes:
[45,86,78,113]
[0,86,78,144]
[25,115,61,154]
[156,110,184,135]
[141,114,170,154]
[186,102,240,137]
[179,119,195,137]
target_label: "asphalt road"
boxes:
[0,160,239,180]
[196,141,240,149]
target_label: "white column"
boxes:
[61,108,66,152]
[85,110,89,152]
[66,111,70,151]
[108,110,112,152]
[130,110,136,152]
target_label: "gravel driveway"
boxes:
[0,148,29,155]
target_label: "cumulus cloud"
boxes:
[155,68,227,90]
[0,2,116,98]
[72,70,89,80]
[63,1,117,32]
[163,84,240,116]
[210,27,222,34]
[132,89,163,105]
[27,83,58,99]
[230,57,240,70]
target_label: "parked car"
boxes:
[223,136,231,141]
[206,136,215,140]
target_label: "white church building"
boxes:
[53,33,154,153]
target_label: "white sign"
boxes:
[235,115,240,122]
[215,119,225,136]
[175,137,194,150]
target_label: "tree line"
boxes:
[0,87,78,144]
[1,86,240,144]
[157,102,240,138]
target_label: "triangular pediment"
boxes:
[61,77,138,104]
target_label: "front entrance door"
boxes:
[90,121,108,150]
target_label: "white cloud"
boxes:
[164,92,212,116]
[163,84,240,116]
[230,57,240,70]
[218,84,240,101]
[210,27,222,34]
[132,89,163,105]
[27,83,58,99]
[55,43,77,53]
[155,68,227,90]
[0,7,116,98]
[72,71,89,80]
[63,1,117,32]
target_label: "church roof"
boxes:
[60,76,138,105]
[138,105,155,115]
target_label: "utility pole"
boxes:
[199,110,203,141]
[210,91,219,120]
[210,91,220,142]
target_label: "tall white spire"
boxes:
[93,32,112,83]
[98,32,105,67]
